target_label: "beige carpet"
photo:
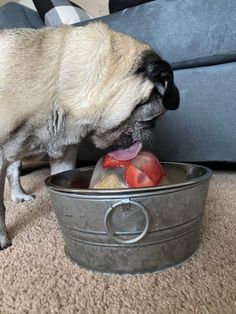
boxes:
[0,168,235,314]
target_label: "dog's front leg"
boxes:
[7,160,35,203]
[0,156,11,249]
[50,145,78,175]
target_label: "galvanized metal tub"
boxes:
[45,162,212,274]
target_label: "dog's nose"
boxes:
[163,82,180,110]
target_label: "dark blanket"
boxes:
[109,0,154,13]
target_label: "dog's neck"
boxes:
[55,23,113,120]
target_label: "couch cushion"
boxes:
[80,0,236,69]
[0,3,44,29]
[152,61,236,162]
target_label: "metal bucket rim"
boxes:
[44,162,212,195]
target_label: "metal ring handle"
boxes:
[104,200,150,244]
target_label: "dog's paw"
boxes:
[0,234,12,250]
[12,193,35,203]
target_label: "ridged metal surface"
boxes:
[45,162,212,274]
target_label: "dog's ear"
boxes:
[137,53,180,110]
[146,59,180,110]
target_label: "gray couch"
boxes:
[1,1,236,162]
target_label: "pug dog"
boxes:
[0,22,179,249]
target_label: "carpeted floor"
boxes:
[0,168,235,314]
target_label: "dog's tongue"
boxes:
[108,142,143,161]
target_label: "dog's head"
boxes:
[82,26,180,149]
